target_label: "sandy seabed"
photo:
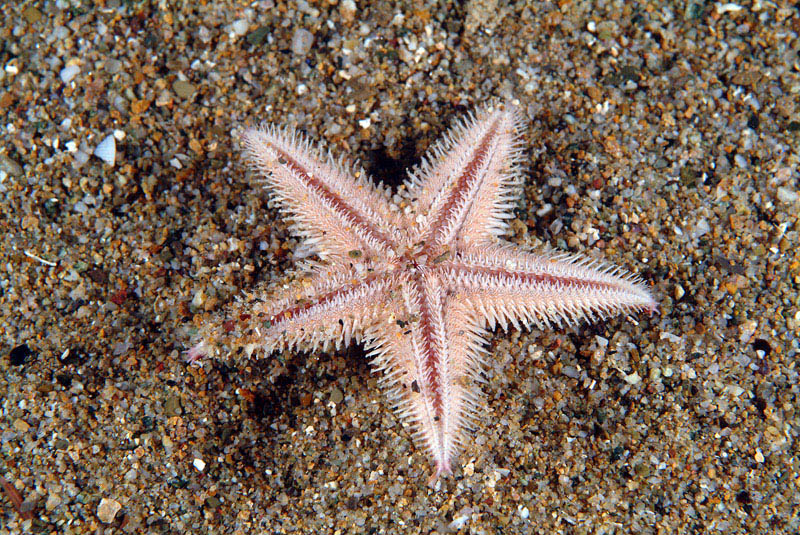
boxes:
[1,1,798,533]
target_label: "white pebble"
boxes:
[73,150,90,167]
[232,19,249,36]
[660,331,684,344]
[193,457,206,471]
[448,507,472,529]
[340,0,357,22]
[726,384,745,397]
[60,64,80,83]
[97,498,121,524]
[45,493,62,511]
[291,28,314,55]
[94,135,116,166]
[623,371,642,385]
[776,186,797,203]
[53,26,69,40]
[691,218,710,239]
[716,3,743,15]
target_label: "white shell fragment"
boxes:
[94,134,116,166]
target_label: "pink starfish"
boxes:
[188,102,656,482]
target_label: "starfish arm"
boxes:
[401,102,526,248]
[364,271,488,479]
[242,126,399,260]
[188,261,397,361]
[440,243,657,331]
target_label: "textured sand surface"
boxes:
[1,1,798,533]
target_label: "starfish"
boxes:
[188,101,656,482]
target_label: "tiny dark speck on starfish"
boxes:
[187,100,657,485]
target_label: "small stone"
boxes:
[291,28,314,55]
[0,92,13,108]
[727,384,744,397]
[776,186,797,204]
[97,497,122,524]
[193,457,206,471]
[197,26,212,43]
[104,59,122,74]
[691,218,710,239]
[45,493,62,511]
[60,64,80,83]
[53,26,69,40]
[649,367,662,381]
[93,135,116,166]
[716,2,744,15]
[330,387,344,404]
[164,395,182,417]
[754,450,765,463]
[620,64,640,82]
[739,319,758,343]
[13,418,30,432]
[339,0,357,22]
[23,6,42,24]
[623,371,642,385]
[731,69,760,87]
[155,89,173,107]
[73,150,90,167]
[172,80,196,99]
[674,284,685,300]
[246,26,270,46]
[684,2,704,20]
[463,461,475,476]
[232,19,249,36]
[131,99,150,114]
[0,155,23,177]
